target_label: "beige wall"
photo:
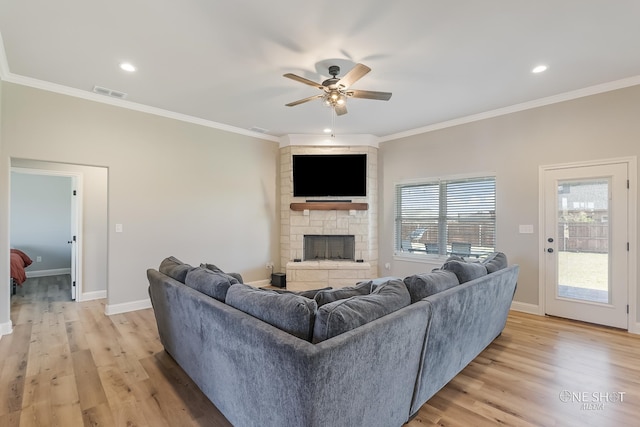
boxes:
[1,82,279,326]
[379,85,640,322]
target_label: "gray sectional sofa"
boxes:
[147,254,519,427]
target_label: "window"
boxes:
[395,176,496,256]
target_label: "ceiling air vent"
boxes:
[93,85,128,99]
[250,126,268,133]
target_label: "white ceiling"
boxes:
[1,1,640,140]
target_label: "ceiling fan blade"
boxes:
[346,89,392,101]
[334,104,348,116]
[285,94,323,107]
[283,73,324,90]
[337,63,371,89]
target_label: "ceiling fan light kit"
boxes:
[324,90,346,107]
[284,63,392,116]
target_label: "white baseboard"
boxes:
[510,302,640,335]
[80,290,107,301]
[0,320,13,336]
[510,301,542,315]
[26,268,71,278]
[105,298,152,316]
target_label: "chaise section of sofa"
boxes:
[409,264,519,416]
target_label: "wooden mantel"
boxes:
[290,202,369,211]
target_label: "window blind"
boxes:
[395,176,496,256]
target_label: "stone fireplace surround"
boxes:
[280,142,378,291]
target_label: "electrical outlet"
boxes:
[36,256,42,262]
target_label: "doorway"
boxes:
[10,168,82,301]
[541,160,630,329]
[9,158,109,305]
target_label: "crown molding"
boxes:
[3,30,639,145]
[0,32,9,79]
[0,33,278,143]
[4,73,281,142]
[280,134,378,148]
[378,75,640,143]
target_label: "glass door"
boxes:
[543,163,628,329]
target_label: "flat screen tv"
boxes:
[292,154,367,198]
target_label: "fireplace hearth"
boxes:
[304,235,355,261]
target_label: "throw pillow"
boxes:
[201,263,244,284]
[403,270,460,303]
[441,259,487,283]
[312,279,411,343]
[226,284,318,341]
[481,252,508,273]
[266,287,333,299]
[185,266,239,302]
[159,256,192,283]
[365,276,403,291]
[201,262,224,273]
[314,281,373,307]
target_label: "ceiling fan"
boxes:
[283,63,392,116]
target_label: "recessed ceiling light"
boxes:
[120,62,136,72]
[323,128,332,133]
[532,65,548,74]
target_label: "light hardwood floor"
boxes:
[1,276,639,426]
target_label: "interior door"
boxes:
[543,163,628,329]
[70,179,78,301]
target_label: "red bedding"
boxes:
[10,249,33,285]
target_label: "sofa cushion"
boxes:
[314,281,373,307]
[159,256,192,283]
[481,252,508,273]
[403,270,460,303]
[441,259,488,283]
[184,266,238,302]
[226,284,318,341]
[312,279,411,343]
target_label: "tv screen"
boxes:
[292,154,367,197]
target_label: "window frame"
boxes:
[394,174,497,259]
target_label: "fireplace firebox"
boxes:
[304,235,355,261]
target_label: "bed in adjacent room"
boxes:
[10,248,32,294]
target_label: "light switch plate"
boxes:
[115,223,123,233]
[519,224,534,234]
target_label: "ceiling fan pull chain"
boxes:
[331,108,336,138]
